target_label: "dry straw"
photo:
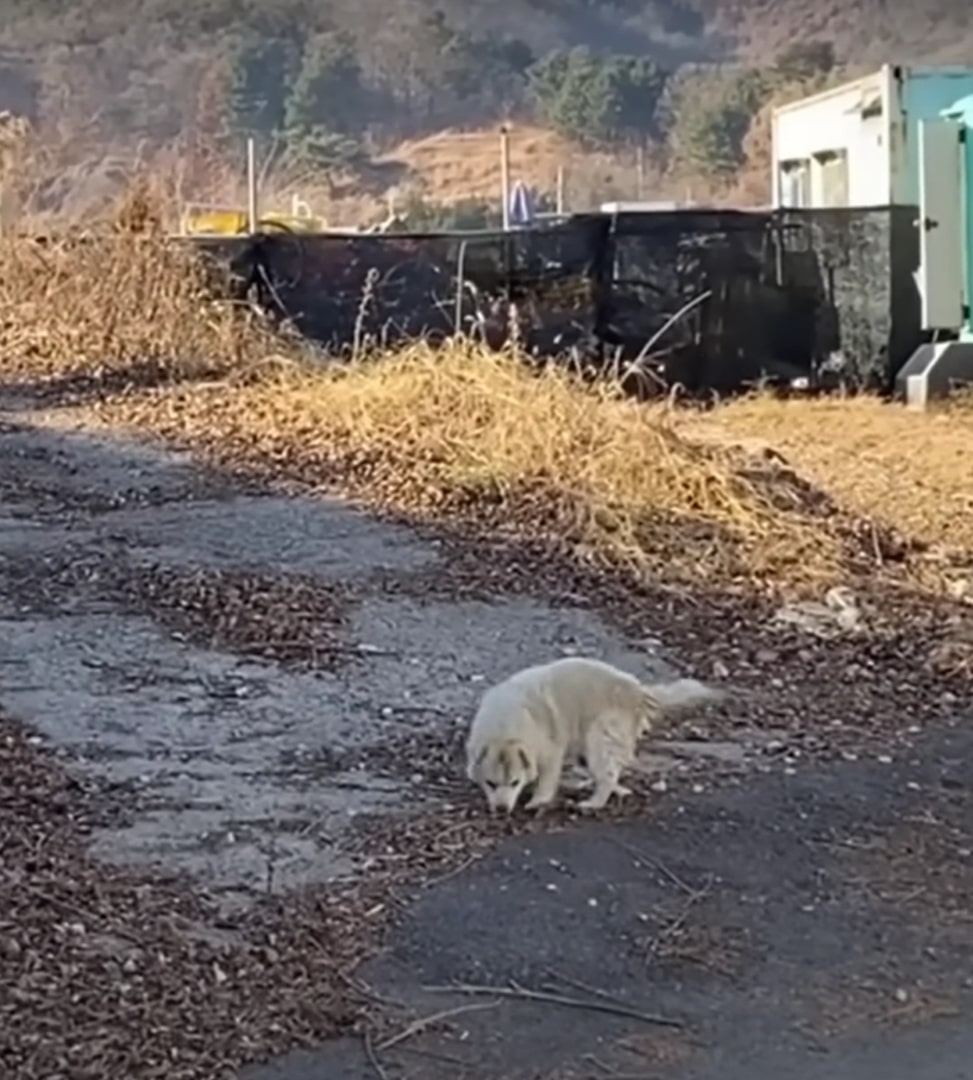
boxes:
[2,219,970,595]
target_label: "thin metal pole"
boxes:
[636,144,644,201]
[556,165,565,215]
[454,240,467,337]
[246,137,258,234]
[500,126,511,231]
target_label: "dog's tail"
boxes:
[645,677,724,711]
[638,677,724,732]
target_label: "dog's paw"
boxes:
[525,795,555,813]
[578,785,629,812]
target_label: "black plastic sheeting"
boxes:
[190,206,922,395]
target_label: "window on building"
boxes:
[811,149,849,207]
[779,158,810,208]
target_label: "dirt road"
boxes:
[2,392,971,1079]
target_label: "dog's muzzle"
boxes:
[487,790,519,814]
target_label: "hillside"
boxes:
[1,0,971,224]
[699,0,973,62]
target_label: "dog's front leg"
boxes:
[525,749,564,812]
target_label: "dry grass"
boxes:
[2,233,972,598]
[377,124,659,211]
[93,343,855,587]
[0,233,285,387]
[380,126,573,203]
[678,397,973,558]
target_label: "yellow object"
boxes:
[181,207,248,235]
[181,205,327,236]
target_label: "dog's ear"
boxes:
[516,745,537,781]
[467,744,488,780]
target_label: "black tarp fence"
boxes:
[190,205,922,394]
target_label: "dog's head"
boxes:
[466,738,538,813]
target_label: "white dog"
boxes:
[465,656,722,813]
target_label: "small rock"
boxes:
[893,988,909,1004]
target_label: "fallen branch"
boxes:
[363,1032,389,1080]
[647,876,714,958]
[378,1000,500,1051]
[544,968,631,1008]
[422,981,683,1028]
[609,839,696,896]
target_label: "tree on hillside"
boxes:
[529,47,667,144]
[284,32,369,137]
[283,32,371,167]
[667,67,771,180]
[774,40,836,84]
[610,55,669,137]
[365,10,534,130]
[226,33,301,136]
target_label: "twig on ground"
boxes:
[22,884,143,945]
[395,1043,472,1067]
[421,855,480,889]
[583,1053,662,1079]
[870,520,884,567]
[594,1073,663,1079]
[363,1032,390,1080]
[647,876,714,958]
[263,831,277,896]
[422,981,684,1028]
[378,1000,500,1051]
[609,839,696,896]
[335,969,403,1010]
[544,968,632,1008]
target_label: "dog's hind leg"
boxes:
[525,746,565,811]
[578,719,633,811]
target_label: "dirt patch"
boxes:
[119,564,352,670]
[267,722,973,1080]
[346,529,971,765]
[0,714,365,1080]
[0,715,546,1080]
